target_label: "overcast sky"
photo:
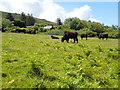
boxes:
[0,0,118,26]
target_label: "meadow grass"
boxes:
[2,33,119,88]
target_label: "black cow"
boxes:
[27,30,37,34]
[97,33,108,40]
[61,31,78,43]
[16,29,26,33]
[80,34,88,40]
[51,35,59,39]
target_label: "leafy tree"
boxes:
[64,17,81,30]
[26,14,35,26]
[5,13,14,21]
[26,14,31,26]
[20,12,26,25]
[57,25,69,30]
[2,18,13,28]
[90,22,105,33]
[30,14,35,25]
[56,18,62,25]
[111,25,118,30]
[13,20,26,28]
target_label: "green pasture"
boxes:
[2,33,119,88]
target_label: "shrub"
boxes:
[4,26,19,32]
[13,20,26,28]
[38,27,44,32]
[86,31,96,37]
[2,18,13,28]
[57,25,69,30]
[46,30,64,35]
[105,31,119,38]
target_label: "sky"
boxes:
[0,0,118,26]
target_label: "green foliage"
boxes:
[106,31,119,38]
[35,18,56,26]
[33,23,45,31]
[4,26,19,32]
[86,31,97,37]
[46,30,64,35]
[56,18,63,25]
[5,13,14,21]
[1,11,56,26]
[80,28,89,31]
[2,18,14,28]
[13,20,26,28]
[90,22,105,33]
[64,17,81,30]
[20,12,26,24]
[57,25,69,30]
[2,33,118,88]
[26,14,35,26]
[38,27,45,32]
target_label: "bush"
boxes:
[4,26,19,32]
[78,30,96,37]
[46,30,64,35]
[2,18,13,28]
[13,20,26,28]
[38,27,48,32]
[86,31,96,37]
[57,25,69,30]
[106,31,119,38]
[33,23,45,30]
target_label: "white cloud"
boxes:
[0,0,43,17]
[0,0,101,23]
[89,18,101,23]
[54,0,119,2]
[68,5,92,20]
[39,0,66,22]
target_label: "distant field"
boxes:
[2,33,119,88]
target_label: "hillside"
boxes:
[0,11,57,26]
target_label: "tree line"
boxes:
[56,17,119,38]
[5,12,35,27]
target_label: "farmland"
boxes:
[2,33,119,88]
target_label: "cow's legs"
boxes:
[66,39,69,43]
[75,38,78,43]
[76,38,78,43]
[73,38,76,43]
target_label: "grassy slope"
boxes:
[1,11,56,25]
[2,33,118,88]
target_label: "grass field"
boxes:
[2,33,119,88]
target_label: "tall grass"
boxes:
[2,33,119,88]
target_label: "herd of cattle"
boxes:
[12,29,37,34]
[0,28,108,42]
[1,28,37,34]
[51,31,108,43]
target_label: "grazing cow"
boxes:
[80,34,88,40]
[61,31,78,43]
[16,29,26,33]
[51,35,59,39]
[27,30,37,34]
[97,33,108,40]
[30,30,37,34]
